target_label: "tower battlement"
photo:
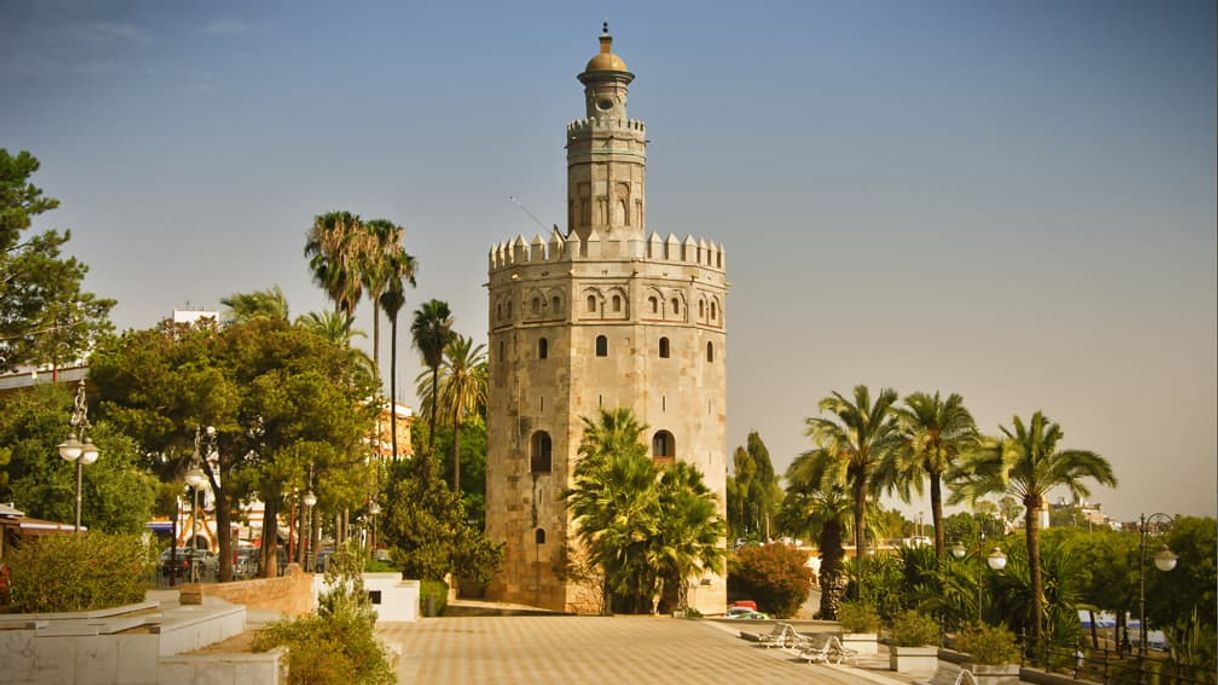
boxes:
[488,230,725,273]
[565,118,647,137]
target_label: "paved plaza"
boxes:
[378,615,919,685]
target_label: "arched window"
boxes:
[535,529,546,545]
[649,296,658,314]
[671,298,680,315]
[652,430,675,459]
[498,340,505,359]
[531,431,552,473]
[711,301,717,320]
[538,337,548,360]
[595,335,608,357]
[698,300,705,318]
[612,294,622,312]
[707,341,715,362]
[551,295,561,312]
[497,303,503,320]
[587,295,597,313]
[531,297,541,315]
[507,301,513,318]
[658,337,670,358]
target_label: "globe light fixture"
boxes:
[987,547,1008,571]
[1153,545,1178,573]
[59,381,99,533]
[368,502,381,516]
[303,491,318,508]
[951,541,966,560]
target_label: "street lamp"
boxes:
[1138,513,1178,657]
[368,500,381,558]
[57,380,99,534]
[184,428,212,582]
[302,489,317,571]
[952,532,1007,623]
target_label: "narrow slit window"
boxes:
[707,341,715,362]
[538,337,548,359]
[658,337,670,358]
[595,335,608,357]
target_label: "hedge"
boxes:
[6,532,155,613]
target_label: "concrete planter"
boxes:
[889,645,939,673]
[964,662,1021,685]
[840,632,879,655]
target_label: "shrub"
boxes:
[838,601,881,633]
[957,623,1020,665]
[890,609,941,647]
[727,543,811,618]
[7,533,154,613]
[363,558,396,573]
[252,543,395,685]
[420,579,449,617]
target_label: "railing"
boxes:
[1020,638,1215,685]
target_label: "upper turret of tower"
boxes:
[578,23,634,121]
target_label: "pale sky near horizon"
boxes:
[3,1,1215,522]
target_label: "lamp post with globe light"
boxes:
[952,531,1008,623]
[302,489,317,571]
[1138,513,1178,657]
[57,380,99,534]
[183,427,214,582]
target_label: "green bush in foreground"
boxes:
[420,579,448,617]
[253,543,395,685]
[7,532,154,612]
[890,609,941,647]
[837,601,881,633]
[956,622,1020,665]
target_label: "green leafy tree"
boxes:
[379,456,502,584]
[0,383,157,533]
[726,431,782,541]
[878,391,979,556]
[0,149,114,374]
[1147,517,1217,634]
[428,417,489,527]
[801,385,900,596]
[410,299,453,460]
[949,411,1116,644]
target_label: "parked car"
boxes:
[724,609,769,620]
[233,547,260,579]
[160,548,218,578]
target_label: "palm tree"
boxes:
[358,219,410,381]
[221,286,290,323]
[803,385,900,579]
[436,334,487,493]
[948,411,1116,644]
[304,211,365,318]
[778,459,854,619]
[296,310,374,382]
[876,391,979,557]
[410,299,453,458]
[566,408,656,614]
[651,462,726,613]
[378,272,415,461]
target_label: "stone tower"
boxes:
[485,26,728,615]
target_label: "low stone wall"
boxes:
[182,564,314,616]
[158,646,286,685]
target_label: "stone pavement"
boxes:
[377,615,921,685]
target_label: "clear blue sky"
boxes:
[4,1,1215,520]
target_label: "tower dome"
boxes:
[581,23,632,79]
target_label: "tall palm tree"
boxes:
[777,474,853,619]
[652,462,726,612]
[566,408,656,614]
[304,211,365,318]
[359,219,410,382]
[221,286,290,323]
[803,385,900,575]
[948,411,1116,644]
[876,391,979,557]
[379,272,415,461]
[410,299,453,458]
[436,334,487,493]
[296,310,374,382]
